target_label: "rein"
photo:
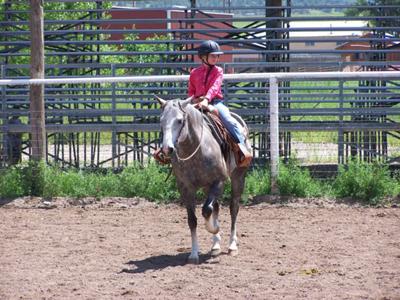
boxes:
[174,105,204,162]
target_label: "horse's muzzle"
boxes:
[162,146,174,156]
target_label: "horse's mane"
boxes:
[177,100,203,127]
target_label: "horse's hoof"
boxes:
[228,249,238,256]
[211,248,221,257]
[187,256,199,264]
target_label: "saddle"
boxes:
[202,109,252,167]
[203,112,233,156]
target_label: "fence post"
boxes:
[29,0,45,196]
[111,64,116,169]
[269,76,279,194]
[30,0,45,161]
[338,80,344,164]
[1,64,7,167]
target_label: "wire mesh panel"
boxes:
[280,77,400,167]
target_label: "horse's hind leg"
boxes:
[202,181,223,256]
[210,201,222,256]
[228,198,239,255]
[229,170,246,255]
[211,232,222,256]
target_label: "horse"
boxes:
[156,96,251,264]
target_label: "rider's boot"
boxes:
[237,143,252,167]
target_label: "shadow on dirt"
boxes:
[0,198,15,207]
[121,253,212,273]
[246,194,398,207]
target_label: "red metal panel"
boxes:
[170,10,233,65]
[104,9,167,40]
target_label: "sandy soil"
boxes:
[0,197,399,300]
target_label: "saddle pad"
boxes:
[202,112,237,158]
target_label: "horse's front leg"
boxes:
[178,181,200,264]
[186,202,199,264]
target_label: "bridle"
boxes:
[173,102,204,162]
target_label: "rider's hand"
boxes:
[192,97,201,104]
[193,97,209,110]
[193,96,206,104]
[198,98,209,109]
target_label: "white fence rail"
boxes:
[1,71,399,86]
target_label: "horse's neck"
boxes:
[177,108,202,152]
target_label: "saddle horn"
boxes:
[154,95,167,108]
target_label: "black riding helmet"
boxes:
[197,40,224,56]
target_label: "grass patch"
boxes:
[0,160,398,206]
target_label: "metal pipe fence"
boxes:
[0,71,399,186]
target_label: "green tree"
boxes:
[0,1,172,76]
[0,1,115,73]
[345,0,400,36]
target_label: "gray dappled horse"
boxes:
[156,96,251,264]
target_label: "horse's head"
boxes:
[155,95,194,156]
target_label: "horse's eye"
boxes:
[177,119,183,124]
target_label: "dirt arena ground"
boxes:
[0,196,399,300]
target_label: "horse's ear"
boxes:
[180,96,194,108]
[154,95,167,108]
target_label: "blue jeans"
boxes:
[213,100,245,145]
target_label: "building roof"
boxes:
[336,32,398,50]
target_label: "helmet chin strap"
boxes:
[201,55,215,86]
[201,55,214,67]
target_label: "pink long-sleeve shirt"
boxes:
[188,64,224,102]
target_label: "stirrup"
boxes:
[153,148,171,165]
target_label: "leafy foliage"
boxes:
[42,167,121,199]
[0,160,398,206]
[344,0,400,35]
[118,163,180,202]
[333,160,400,204]
[221,168,270,204]
[0,1,169,75]
[277,159,324,197]
[0,166,25,198]
[243,168,271,201]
